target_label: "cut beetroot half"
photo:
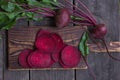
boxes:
[27,50,52,68]
[35,34,56,53]
[18,49,33,68]
[61,45,81,67]
[36,29,50,39]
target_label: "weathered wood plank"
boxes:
[8,26,86,70]
[30,70,74,80]
[105,0,120,80]
[0,31,4,80]
[4,19,29,80]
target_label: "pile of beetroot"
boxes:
[18,29,81,68]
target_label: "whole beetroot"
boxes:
[90,24,107,39]
[55,8,70,28]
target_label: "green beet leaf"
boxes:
[79,32,89,56]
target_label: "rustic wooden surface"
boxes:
[0,0,120,80]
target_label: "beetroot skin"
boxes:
[61,45,81,67]
[36,29,50,39]
[35,34,56,53]
[90,24,107,39]
[55,8,70,28]
[27,50,53,68]
[18,49,33,68]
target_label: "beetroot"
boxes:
[59,59,75,68]
[55,8,70,28]
[50,33,64,62]
[36,29,50,39]
[61,45,81,67]
[18,49,33,68]
[90,24,107,39]
[35,34,56,53]
[27,50,52,68]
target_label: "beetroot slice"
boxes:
[61,46,81,67]
[50,33,64,62]
[36,29,50,39]
[52,43,67,62]
[27,50,52,68]
[59,60,75,68]
[35,34,56,53]
[18,49,33,68]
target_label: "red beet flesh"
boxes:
[55,8,70,28]
[91,24,107,39]
[27,50,53,68]
[18,49,33,68]
[50,33,64,62]
[36,29,50,39]
[61,45,81,67]
[35,34,56,53]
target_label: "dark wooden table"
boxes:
[0,0,120,80]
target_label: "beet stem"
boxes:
[64,0,96,25]
[102,39,120,61]
[40,8,56,15]
[82,56,97,80]
[77,0,97,23]
[70,20,93,26]
[34,11,55,17]
[73,10,93,23]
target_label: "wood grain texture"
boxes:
[4,20,30,80]
[8,26,86,70]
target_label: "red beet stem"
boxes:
[82,56,97,80]
[72,11,93,23]
[76,0,97,23]
[26,8,39,12]
[70,20,94,26]
[64,0,96,25]
[102,39,120,61]
[34,11,55,17]
[40,8,56,15]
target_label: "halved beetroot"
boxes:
[27,50,52,68]
[36,29,50,39]
[61,45,81,67]
[18,49,33,68]
[35,34,56,53]
[50,33,64,62]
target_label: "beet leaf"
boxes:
[79,32,89,56]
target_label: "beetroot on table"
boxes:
[55,8,70,28]
[27,50,53,68]
[18,49,33,68]
[60,45,81,67]
[50,33,64,62]
[35,34,56,53]
[36,29,50,39]
[90,24,107,39]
